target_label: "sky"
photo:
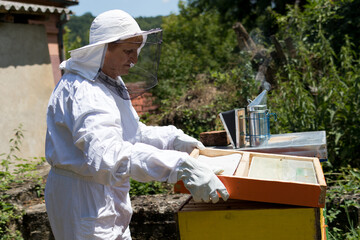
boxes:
[68,0,180,17]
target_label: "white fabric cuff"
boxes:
[167,158,186,184]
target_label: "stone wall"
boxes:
[19,194,189,239]
[130,194,189,240]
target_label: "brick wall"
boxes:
[131,92,158,116]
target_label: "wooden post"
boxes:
[270,35,287,64]
[232,22,257,52]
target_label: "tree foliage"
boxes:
[267,0,360,169]
[186,0,306,38]
[136,16,163,30]
[156,6,238,97]
[152,4,260,137]
[64,12,93,47]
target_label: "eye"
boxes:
[124,49,136,55]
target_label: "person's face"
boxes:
[102,36,143,78]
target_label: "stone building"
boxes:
[0,0,78,160]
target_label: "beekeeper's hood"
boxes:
[60,9,162,99]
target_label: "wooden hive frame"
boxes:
[175,148,327,208]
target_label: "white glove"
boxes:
[177,157,229,203]
[173,134,205,154]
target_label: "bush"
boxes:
[326,167,360,239]
[268,0,360,169]
[0,125,45,239]
[129,179,169,197]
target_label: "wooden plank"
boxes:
[313,158,327,186]
[180,198,306,212]
[313,158,327,206]
[199,148,241,157]
[219,175,324,208]
[247,151,317,162]
[200,130,229,146]
[190,148,200,158]
[234,152,250,177]
[320,208,328,240]
[236,108,246,148]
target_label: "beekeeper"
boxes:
[45,9,229,240]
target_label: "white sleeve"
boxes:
[69,84,187,185]
[138,122,184,150]
[128,143,187,183]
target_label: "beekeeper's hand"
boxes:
[173,134,205,154]
[177,157,229,203]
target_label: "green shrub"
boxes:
[326,167,360,239]
[0,125,45,239]
[268,0,360,169]
[129,179,168,196]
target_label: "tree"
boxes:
[64,12,94,47]
[186,0,306,37]
[136,16,163,30]
[267,0,360,169]
[152,4,259,137]
[63,26,82,59]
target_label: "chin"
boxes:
[119,69,130,76]
[119,72,129,76]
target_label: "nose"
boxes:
[129,51,138,64]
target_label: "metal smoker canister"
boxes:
[247,104,270,147]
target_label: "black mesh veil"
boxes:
[120,29,162,100]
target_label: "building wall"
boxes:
[29,14,63,85]
[0,23,54,159]
[131,92,158,116]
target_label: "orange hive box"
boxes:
[174,148,327,208]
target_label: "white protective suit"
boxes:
[45,10,196,240]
